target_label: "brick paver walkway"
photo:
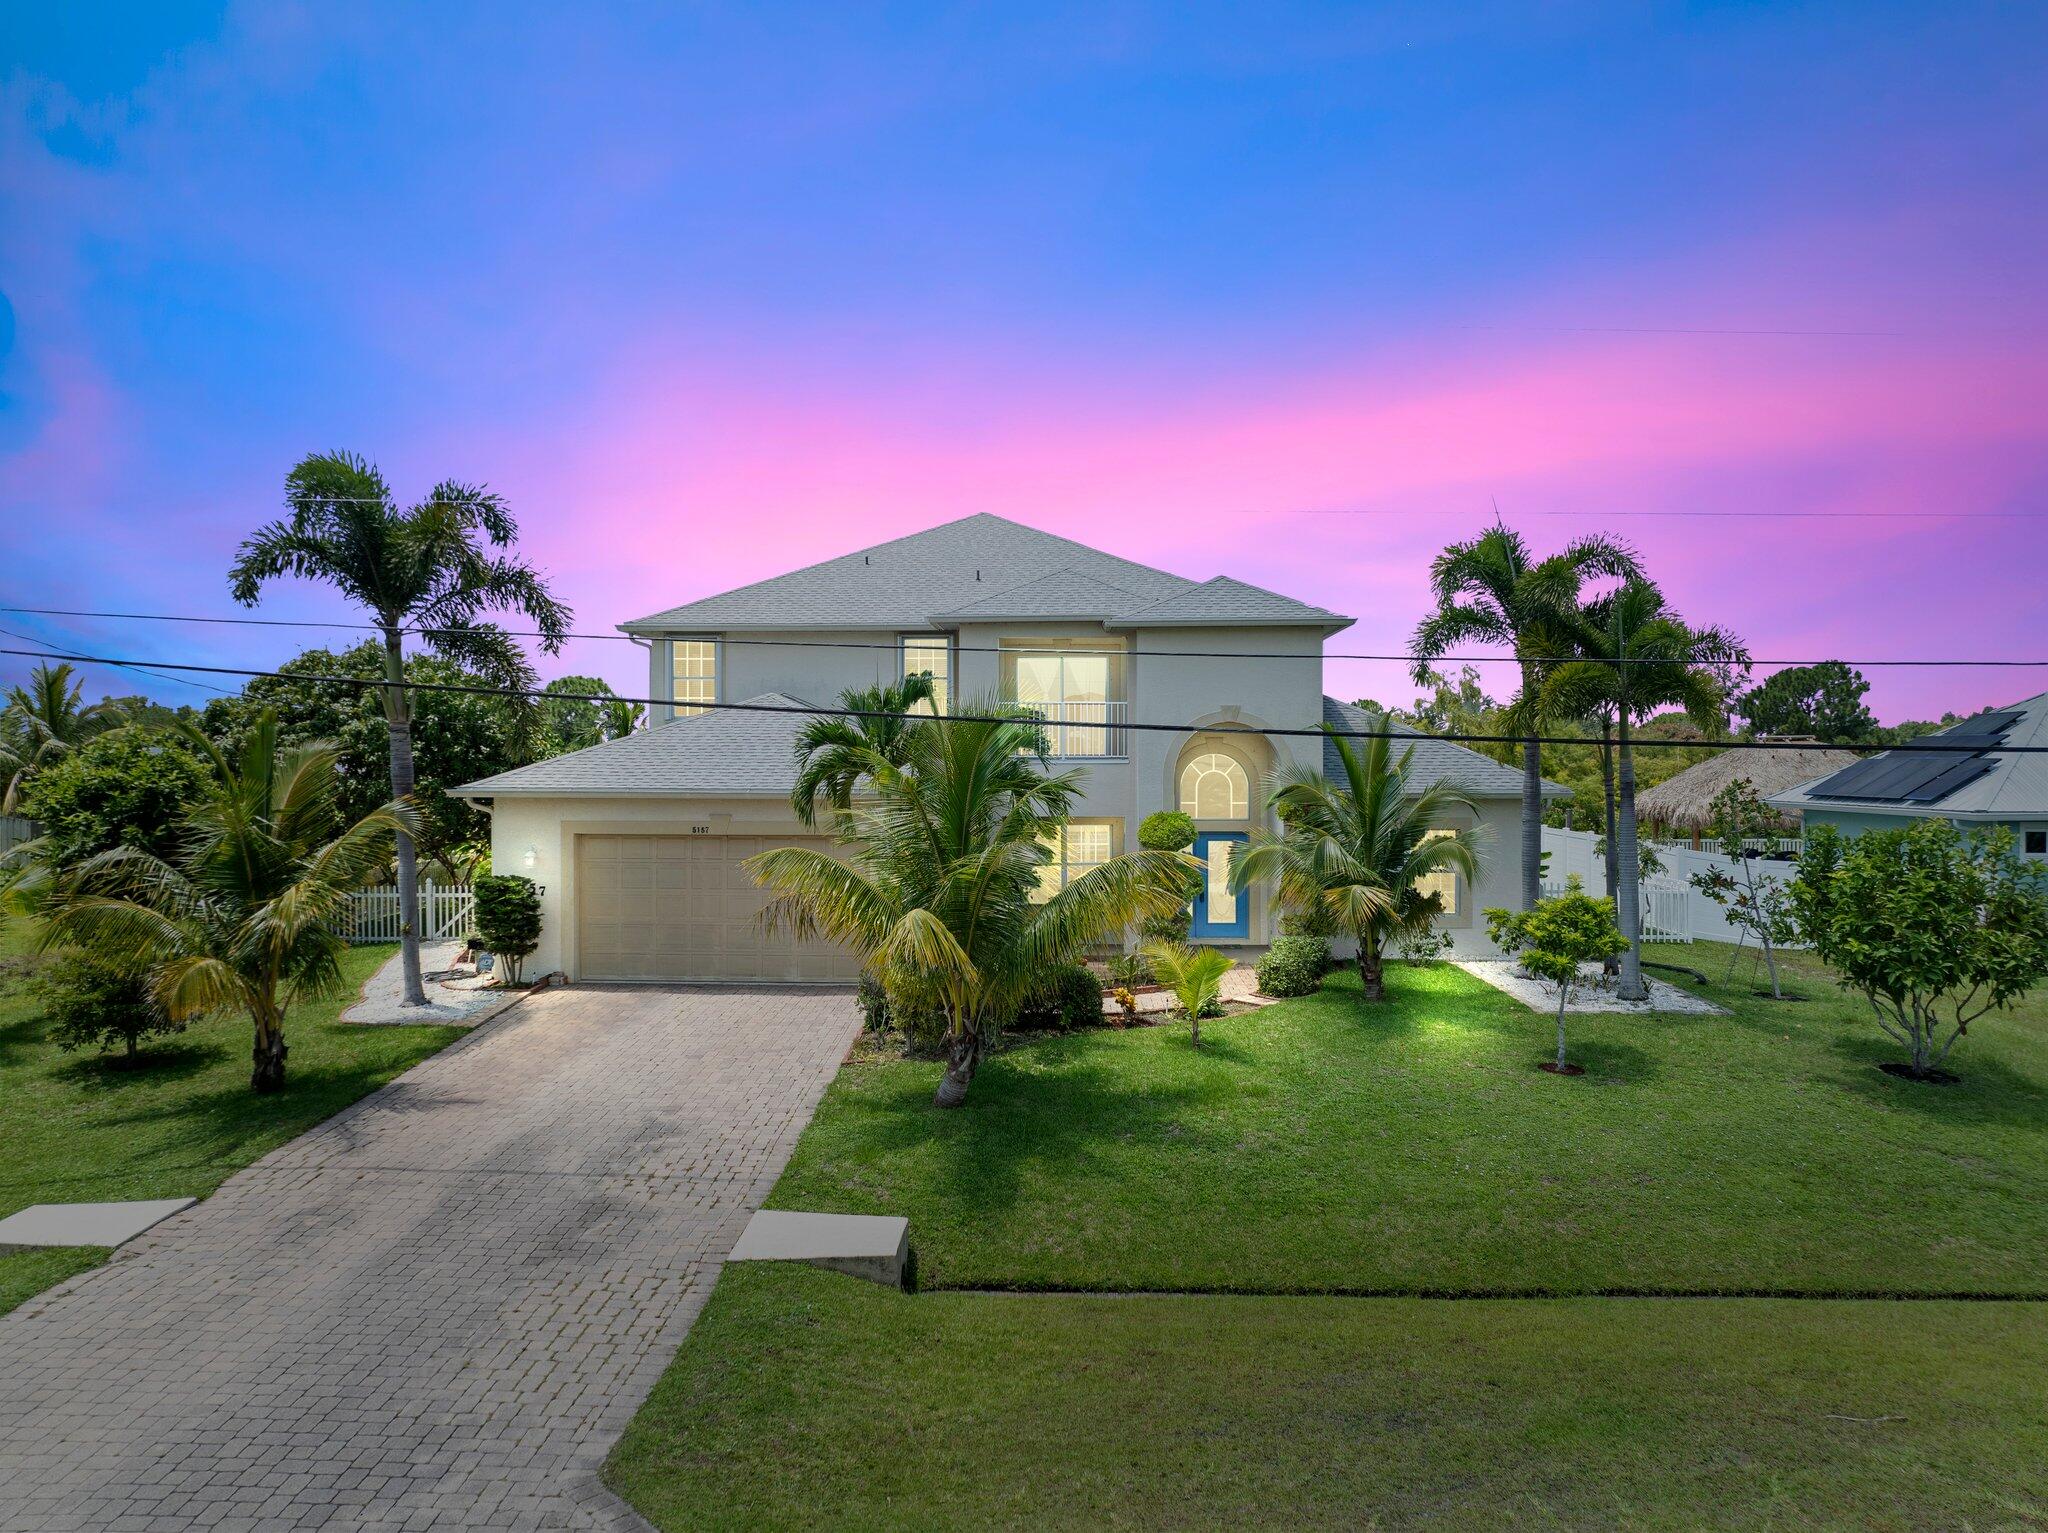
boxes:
[0,986,861,1531]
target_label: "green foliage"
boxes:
[1277,898,1339,940]
[538,676,641,754]
[1,661,132,815]
[17,728,210,868]
[1137,811,1198,851]
[1396,927,1455,964]
[30,952,186,1062]
[855,973,892,1033]
[472,874,542,984]
[1230,728,1480,1001]
[790,675,936,825]
[1791,821,2048,1077]
[1255,934,1329,997]
[1105,950,1152,988]
[1690,780,1801,996]
[1141,942,1233,1043]
[1511,878,1629,988]
[1018,963,1104,1031]
[199,642,529,870]
[1735,661,1876,744]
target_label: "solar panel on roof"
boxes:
[1805,710,2021,805]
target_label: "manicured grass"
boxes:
[611,1263,2048,1532]
[0,925,463,1313]
[767,950,2048,1295]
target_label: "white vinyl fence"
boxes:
[342,882,475,945]
[1541,826,1805,947]
[0,817,38,857]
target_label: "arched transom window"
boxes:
[1180,752,1249,820]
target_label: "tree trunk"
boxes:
[1556,986,1571,1071]
[1599,717,1621,979]
[1358,943,1385,1003]
[1615,711,1648,1001]
[382,626,428,1008]
[933,1025,981,1108]
[1746,861,1783,999]
[1520,736,1543,911]
[1190,1009,1201,1049]
[251,1005,288,1093]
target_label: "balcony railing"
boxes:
[1009,700,1129,759]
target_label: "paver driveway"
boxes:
[0,985,861,1531]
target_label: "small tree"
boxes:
[1487,877,1628,1075]
[1136,811,1200,945]
[31,953,186,1066]
[1790,821,2048,1080]
[1688,780,1800,997]
[473,874,542,986]
[1141,941,1233,1048]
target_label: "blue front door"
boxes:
[1190,832,1249,940]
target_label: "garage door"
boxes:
[575,835,860,983]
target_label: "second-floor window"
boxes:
[1002,644,1127,757]
[900,634,951,714]
[672,638,717,717]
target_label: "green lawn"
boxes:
[0,925,463,1314]
[610,939,2048,1530]
[768,948,2048,1296]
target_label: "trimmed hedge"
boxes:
[1256,935,1330,998]
[1018,963,1105,1031]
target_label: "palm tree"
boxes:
[1232,729,1482,1002]
[0,662,129,813]
[749,699,1193,1107]
[1410,523,1638,909]
[39,711,410,1092]
[790,674,937,826]
[229,452,571,1007]
[1537,579,1747,1000]
[1141,942,1233,1048]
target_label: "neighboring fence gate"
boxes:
[1541,825,1804,947]
[343,882,475,944]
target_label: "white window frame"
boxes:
[900,633,953,715]
[1179,752,1250,820]
[671,637,718,717]
[1413,828,1459,916]
[1032,822,1117,903]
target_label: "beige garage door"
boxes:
[575,834,860,983]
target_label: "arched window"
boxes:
[1179,752,1249,819]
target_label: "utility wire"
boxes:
[3,605,2044,671]
[0,622,235,697]
[0,643,2032,758]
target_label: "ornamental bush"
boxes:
[18,730,210,869]
[1137,811,1197,852]
[1017,963,1104,1031]
[1256,934,1329,997]
[472,874,542,985]
[31,953,185,1065]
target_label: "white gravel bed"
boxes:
[342,941,529,1025]
[1452,958,1725,1015]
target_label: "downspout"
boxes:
[630,634,655,727]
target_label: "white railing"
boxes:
[1010,700,1129,759]
[1651,835,1802,858]
[342,882,475,945]
[1544,880,1692,943]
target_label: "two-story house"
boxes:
[454,513,1548,982]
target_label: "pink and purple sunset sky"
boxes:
[3,2,2046,722]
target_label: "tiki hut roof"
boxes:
[1635,743,1861,834]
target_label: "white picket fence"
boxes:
[1541,825,1804,947]
[0,816,38,857]
[342,882,475,945]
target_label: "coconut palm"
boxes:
[1411,523,1638,909]
[1536,578,1747,999]
[229,452,571,1007]
[39,710,411,1092]
[750,699,1193,1107]
[1141,942,1234,1047]
[790,673,937,826]
[1,662,129,814]
[1232,729,1482,1002]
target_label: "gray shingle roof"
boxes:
[621,512,1352,633]
[451,693,817,797]
[1321,697,1562,800]
[933,569,1149,621]
[1771,690,2048,820]
[1110,576,1348,628]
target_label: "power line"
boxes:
[0,642,2034,757]
[1267,506,2046,520]
[0,623,235,697]
[4,605,2045,671]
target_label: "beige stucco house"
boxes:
[454,513,1553,982]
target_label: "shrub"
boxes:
[855,973,891,1033]
[31,953,185,1064]
[1141,942,1233,1047]
[1396,927,1455,965]
[1791,820,2048,1080]
[1105,951,1152,988]
[1278,900,1340,941]
[1256,935,1329,998]
[1138,811,1197,852]
[1017,963,1104,1031]
[18,730,210,868]
[472,874,542,985]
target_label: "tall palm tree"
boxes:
[1410,523,1638,909]
[39,711,411,1092]
[790,673,937,826]
[750,699,1193,1107]
[1232,729,1482,1002]
[229,452,571,1007]
[0,661,129,814]
[1537,579,1747,999]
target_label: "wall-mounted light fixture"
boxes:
[522,845,539,871]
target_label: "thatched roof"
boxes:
[1635,744,1861,833]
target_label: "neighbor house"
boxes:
[454,514,1553,982]
[1637,739,1859,847]
[1769,692,2048,859]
